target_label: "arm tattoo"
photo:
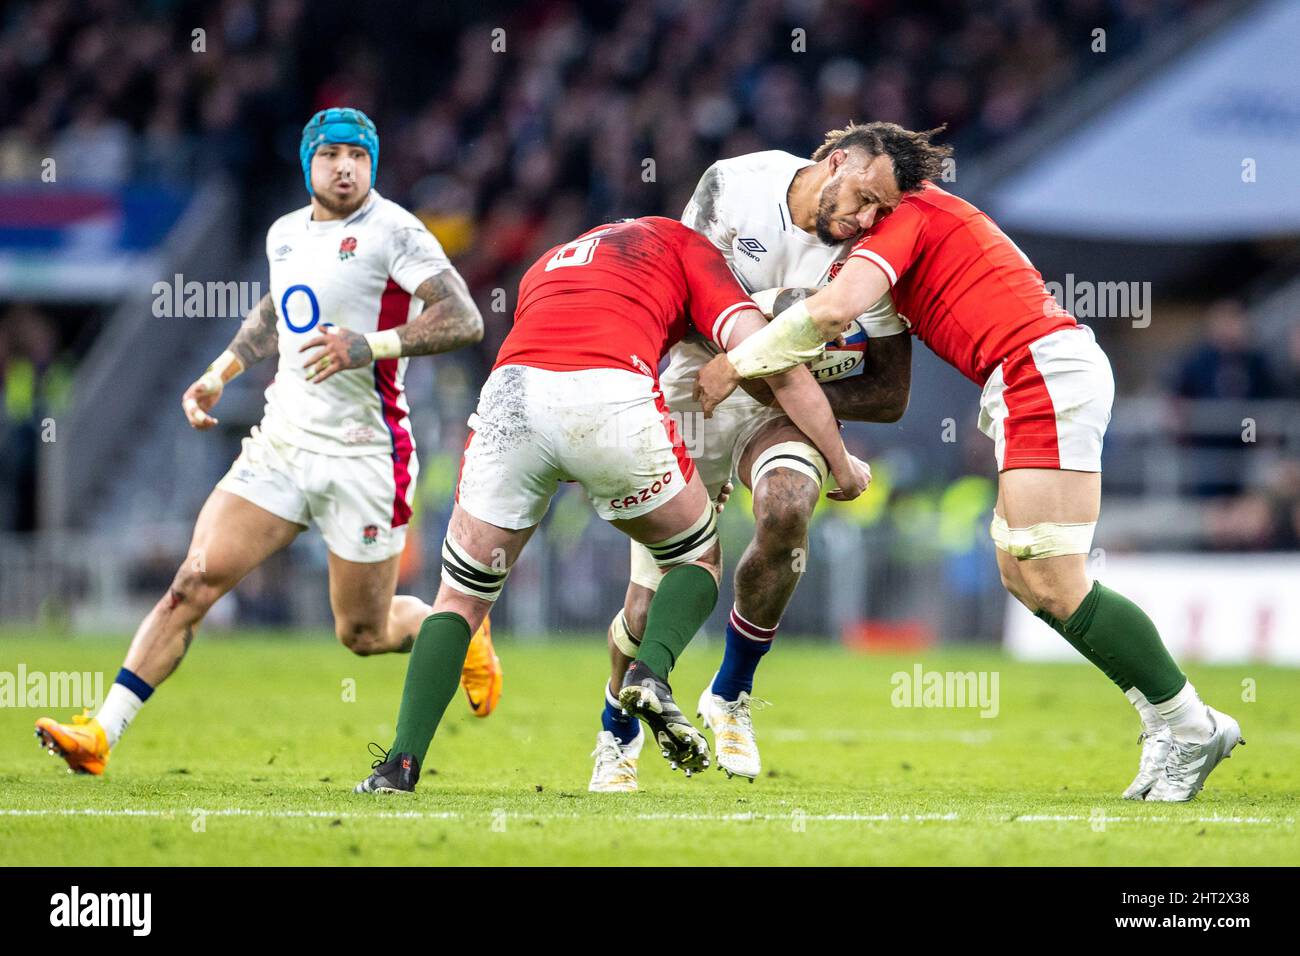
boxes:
[822,333,912,422]
[340,328,373,366]
[396,270,484,356]
[772,287,812,316]
[767,286,911,422]
[228,293,279,369]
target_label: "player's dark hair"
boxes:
[812,122,952,193]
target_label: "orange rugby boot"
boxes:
[35,712,110,775]
[460,615,502,717]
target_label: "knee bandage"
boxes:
[608,608,641,657]
[440,534,510,602]
[643,506,719,570]
[751,440,827,490]
[990,514,1096,559]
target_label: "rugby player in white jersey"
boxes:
[35,108,501,777]
[590,139,916,791]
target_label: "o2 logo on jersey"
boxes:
[281,284,321,333]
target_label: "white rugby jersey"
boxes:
[663,150,895,409]
[259,190,452,457]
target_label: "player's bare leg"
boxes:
[697,419,822,780]
[998,468,1242,800]
[328,552,407,655]
[36,490,301,773]
[330,552,502,714]
[386,592,502,717]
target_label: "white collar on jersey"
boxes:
[778,161,834,249]
[305,189,380,231]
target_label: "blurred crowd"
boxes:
[1168,300,1300,550]
[0,306,70,531]
[4,0,1290,566]
[2,0,1206,344]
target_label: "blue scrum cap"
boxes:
[299,107,378,194]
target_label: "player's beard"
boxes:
[813,176,846,245]
[314,183,369,218]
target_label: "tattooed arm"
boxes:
[734,287,912,423]
[228,293,280,369]
[181,293,277,429]
[299,269,484,384]
[394,269,485,356]
[821,332,911,422]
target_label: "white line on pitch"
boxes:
[0,808,1292,826]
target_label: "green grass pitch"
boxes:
[1,629,1295,866]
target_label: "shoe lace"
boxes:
[1162,739,1199,786]
[366,741,390,771]
[591,736,623,770]
[719,694,770,735]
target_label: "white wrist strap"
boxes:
[198,350,240,392]
[364,328,402,360]
[727,300,826,379]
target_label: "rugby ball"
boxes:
[807,318,867,382]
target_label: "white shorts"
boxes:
[455,364,696,529]
[216,425,417,562]
[628,378,812,592]
[978,325,1114,472]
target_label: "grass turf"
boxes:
[0,630,1295,866]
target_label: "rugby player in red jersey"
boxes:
[696,123,1243,803]
[355,216,870,793]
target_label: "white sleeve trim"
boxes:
[711,301,753,350]
[849,248,898,286]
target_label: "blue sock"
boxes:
[601,683,639,745]
[115,667,155,701]
[711,606,776,701]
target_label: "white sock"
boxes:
[1152,681,1214,744]
[95,683,146,749]
[1125,687,1168,734]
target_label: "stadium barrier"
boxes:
[1006,553,1300,666]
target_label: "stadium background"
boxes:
[1,0,1297,664]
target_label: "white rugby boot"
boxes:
[1146,707,1244,802]
[1122,727,1173,800]
[697,683,766,781]
[588,729,644,793]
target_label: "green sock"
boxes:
[1063,581,1186,704]
[390,611,474,764]
[1034,607,1132,692]
[637,564,719,679]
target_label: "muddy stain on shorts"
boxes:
[476,365,531,450]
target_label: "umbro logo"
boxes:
[275,244,292,257]
[737,237,766,263]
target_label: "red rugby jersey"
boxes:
[495,217,754,376]
[845,182,1075,383]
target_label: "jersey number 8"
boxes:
[544,234,604,271]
